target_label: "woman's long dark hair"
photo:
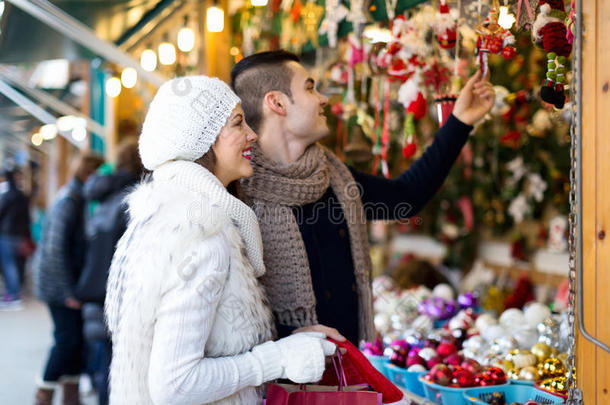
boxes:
[194,148,241,197]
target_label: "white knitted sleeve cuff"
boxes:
[250,340,284,383]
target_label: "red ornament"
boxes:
[406,92,427,120]
[486,367,507,385]
[445,353,463,366]
[475,372,494,386]
[461,359,482,375]
[454,369,476,387]
[486,36,503,54]
[502,46,517,59]
[435,0,457,49]
[427,364,452,386]
[426,356,443,369]
[402,143,417,159]
[436,342,458,358]
[406,354,426,368]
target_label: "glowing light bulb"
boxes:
[178,26,195,52]
[251,0,268,6]
[140,49,157,72]
[105,77,122,98]
[71,125,87,142]
[121,67,137,88]
[158,42,176,65]
[206,6,224,33]
[31,132,43,146]
[40,124,57,140]
[498,6,516,30]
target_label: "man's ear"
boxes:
[263,91,288,116]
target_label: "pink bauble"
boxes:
[437,342,458,358]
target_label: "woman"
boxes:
[105,76,335,405]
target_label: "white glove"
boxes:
[252,332,336,384]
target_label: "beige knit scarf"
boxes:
[241,143,375,342]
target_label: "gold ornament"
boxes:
[301,2,324,48]
[540,376,568,393]
[557,352,568,366]
[513,353,538,369]
[531,343,552,363]
[519,366,538,381]
[537,357,566,378]
[505,349,526,362]
[507,368,520,380]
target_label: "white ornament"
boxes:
[491,86,511,115]
[524,302,552,327]
[432,283,454,301]
[407,364,427,372]
[526,173,547,203]
[482,324,507,342]
[512,326,539,349]
[500,308,525,328]
[475,313,498,332]
[506,156,527,186]
[418,348,438,361]
[548,215,568,253]
[318,0,349,48]
[508,193,529,224]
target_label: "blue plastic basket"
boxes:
[420,377,489,405]
[364,355,389,375]
[509,378,535,386]
[383,364,426,397]
[463,384,566,404]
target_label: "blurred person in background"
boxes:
[76,137,143,405]
[0,166,31,310]
[33,152,104,405]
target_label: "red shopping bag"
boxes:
[265,352,383,405]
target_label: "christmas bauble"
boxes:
[406,354,426,368]
[538,317,560,349]
[531,343,553,363]
[454,369,476,387]
[491,337,519,355]
[437,342,458,358]
[512,327,539,349]
[464,335,486,351]
[502,45,517,59]
[519,366,539,381]
[427,356,443,369]
[475,313,498,332]
[432,283,454,301]
[407,364,427,372]
[512,352,538,369]
[419,348,438,361]
[506,368,520,380]
[539,376,568,393]
[524,302,552,327]
[445,353,463,366]
[537,357,566,378]
[457,292,478,308]
[475,372,494,386]
[460,358,481,373]
[486,367,507,384]
[500,309,525,328]
[427,364,452,386]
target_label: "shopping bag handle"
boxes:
[299,349,347,392]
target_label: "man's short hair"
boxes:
[230,50,300,133]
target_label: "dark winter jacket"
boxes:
[75,171,138,303]
[0,182,30,238]
[33,178,87,305]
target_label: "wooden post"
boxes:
[578,0,610,403]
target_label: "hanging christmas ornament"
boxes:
[319,0,349,48]
[433,0,457,49]
[532,0,572,108]
[397,71,426,159]
[346,0,369,36]
[301,1,325,47]
[476,4,517,77]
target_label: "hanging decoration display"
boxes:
[227,0,573,270]
[532,0,572,109]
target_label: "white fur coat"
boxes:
[105,161,275,405]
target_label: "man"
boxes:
[33,152,104,405]
[0,167,31,309]
[231,50,494,344]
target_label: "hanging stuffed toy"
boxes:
[433,0,457,49]
[398,72,427,158]
[476,6,517,76]
[532,0,572,109]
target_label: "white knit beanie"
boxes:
[139,76,241,171]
